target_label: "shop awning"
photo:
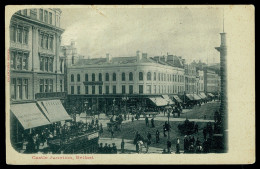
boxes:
[193,94,201,100]
[170,95,183,103]
[10,103,51,130]
[185,94,194,100]
[37,100,72,123]
[200,92,207,98]
[149,97,168,107]
[208,93,215,97]
[162,95,175,105]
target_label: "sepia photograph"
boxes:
[5,5,255,164]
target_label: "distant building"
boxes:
[66,51,185,113]
[60,41,84,92]
[184,64,197,94]
[197,70,205,93]
[203,68,219,94]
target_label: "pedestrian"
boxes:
[112,143,117,154]
[95,118,99,125]
[136,142,139,153]
[176,138,180,154]
[111,128,114,140]
[108,144,112,154]
[167,140,172,153]
[121,138,125,153]
[156,129,160,143]
[132,116,134,122]
[98,143,103,154]
[203,127,207,140]
[147,132,152,143]
[145,141,149,153]
[184,135,188,153]
[163,124,167,137]
[103,143,108,154]
[194,123,199,133]
[151,118,155,128]
[145,116,149,127]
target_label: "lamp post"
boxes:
[84,100,88,123]
[167,100,170,141]
[122,95,129,120]
[113,98,116,117]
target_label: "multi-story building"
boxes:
[204,68,219,94]
[184,64,197,94]
[60,41,84,92]
[9,8,67,147]
[198,70,204,93]
[66,51,185,113]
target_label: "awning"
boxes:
[170,95,183,103]
[37,100,72,123]
[200,92,207,98]
[193,94,201,100]
[185,94,194,100]
[208,93,215,97]
[149,97,168,107]
[11,103,51,130]
[162,95,175,105]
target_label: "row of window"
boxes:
[39,33,54,50]
[10,25,29,44]
[39,55,54,72]
[39,9,53,25]
[39,79,63,93]
[70,72,184,83]
[70,85,184,95]
[11,78,28,100]
[10,51,29,70]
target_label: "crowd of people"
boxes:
[97,143,118,154]
[24,118,102,154]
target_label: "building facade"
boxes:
[66,51,185,113]
[60,41,83,92]
[184,64,197,94]
[203,68,219,94]
[198,70,205,93]
[9,8,65,146]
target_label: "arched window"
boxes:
[99,73,102,81]
[154,72,156,81]
[71,74,74,82]
[139,72,143,81]
[147,72,151,81]
[129,72,133,81]
[92,73,95,81]
[106,73,109,81]
[85,74,88,81]
[122,72,125,81]
[77,74,80,82]
[113,73,116,81]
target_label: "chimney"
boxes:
[166,55,173,62]
[71,40,76,47]
[159,56,166,62]
[136,50,141,62]
[106,53,110,62]
[154,56,159,62]
[142,53,147,59]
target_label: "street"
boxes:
[97,101,220,154]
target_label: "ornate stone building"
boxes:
[9,8,67,147]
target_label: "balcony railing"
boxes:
[35,92,66,99]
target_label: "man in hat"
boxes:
[121,138,125,153]
[156,129,160,143]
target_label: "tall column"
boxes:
[215,32,228,151]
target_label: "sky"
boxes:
[60,6,223,64]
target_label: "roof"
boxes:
[71,55,185,69]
